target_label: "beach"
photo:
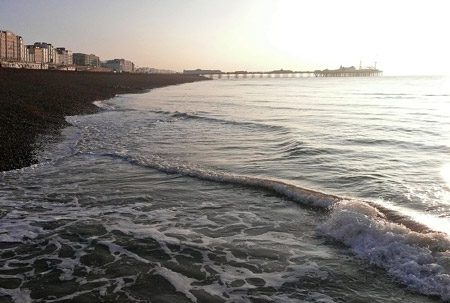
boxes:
[0,68,207,171]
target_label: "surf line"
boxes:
[86,151,440,236]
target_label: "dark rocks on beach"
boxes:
[0,68,207,172]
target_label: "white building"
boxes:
[0,30,24,61]
[101,58,134,73]
[136,67,176,74]
[55,48,73,65]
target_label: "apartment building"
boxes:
[1,28,141,72]
[73,53,89,66]
[28,45,47,63]
[73,53,100,67]
[101,58,134,73]
[0,30,24,61]
[136,67,176,74]
[89,54,100,67]
[32,42,57,63]
[25,45,34,62]
[55,47,73,65]
[1,29,84,70]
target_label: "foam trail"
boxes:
[93,100,118,111]
[99,151,339,209]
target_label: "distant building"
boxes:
[183,69,222,75]
[28,45,48,63]
[89,54,100,68]
[55,50,63,64]
[55,47,73,65]
[136,67,176,74]
[73,53,100,68]
[1,29,78,70]
[33,42,56,63]
[0,30,24,61]
[25,45,35,63]
[73,53,89,66]
[1,28,142,73]
[101,59,134,73]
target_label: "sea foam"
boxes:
[319,200,450,300]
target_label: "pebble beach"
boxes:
[0,68,206,171]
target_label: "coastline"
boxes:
[0,68,208,172]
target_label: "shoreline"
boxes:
[0,68,208,172]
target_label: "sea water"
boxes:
[1,76,450,302]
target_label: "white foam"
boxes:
[93,100,117,111]
[152,259,330,303]
[319,199,450,300]
[98,240,150,264]
[112,276,136,294]
[304,292,337,303]
[0,211,44,243]
[45,289,99,302]
[0,288,31,303]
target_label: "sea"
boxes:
[1,75,450,302]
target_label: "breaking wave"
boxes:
[86,150,450,301]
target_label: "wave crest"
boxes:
[319,200,450,300]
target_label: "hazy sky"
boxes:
[1,0,449,75]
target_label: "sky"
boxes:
[1,0,449,75]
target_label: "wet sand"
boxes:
[0,68,207,171]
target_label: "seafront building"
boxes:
[0,30,25,62]
[136,67,176,74]
[55,48,73,65]
[32,42,56,63]
[1,29,75,69]
[25,45,34,62]
[89,55,100,68]
[28,44,48,64]
[102,59,134,73]
[1,28,152,73]
[72,53,89,66]
[73,53,100,68]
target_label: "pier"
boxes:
[184,65,382,79]
[184,69,316,79]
